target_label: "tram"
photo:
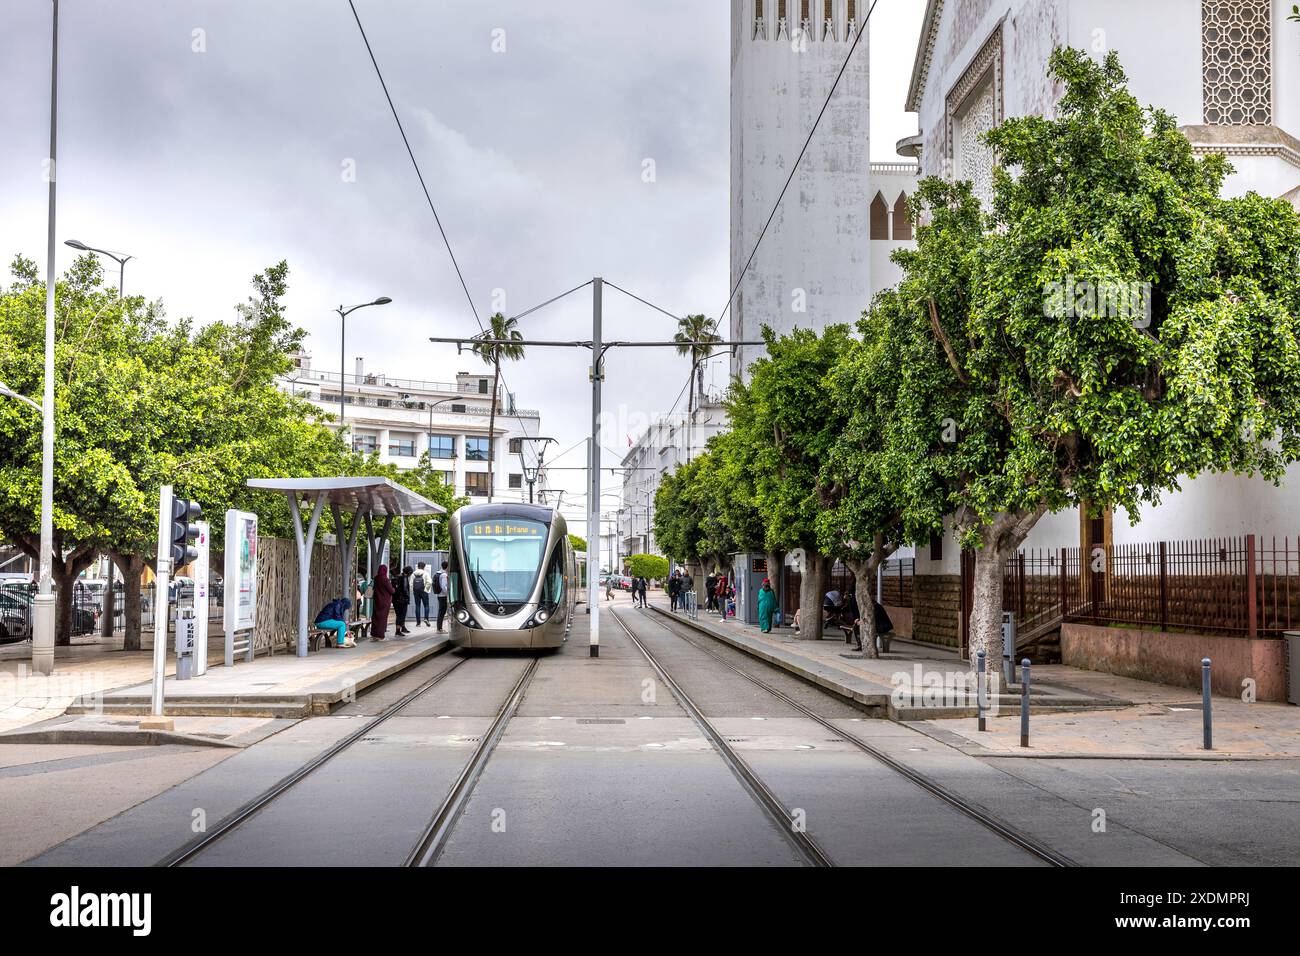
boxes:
[447,503,577,649]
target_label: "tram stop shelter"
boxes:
[247,477,446,657]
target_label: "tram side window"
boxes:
[543,550,565,607]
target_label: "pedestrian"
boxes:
[757,577,777,633]
[371,564,394,640]
[715,574,728,618]
[606,575,615,601]
[435,560,450,632]
[704,573,716,611]
[412,561,432,626]
[668,570,680,611]
[640,575,649,608]
[393,565,413,636]
[314,597,353,648]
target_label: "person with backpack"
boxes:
[434,560,449,632]
[392,566,412,636]
[412,562,432,626]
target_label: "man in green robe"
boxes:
[757,578,777,633]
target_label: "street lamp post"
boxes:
[336,297,392,430]
[64,239,131,299]
[33,0,60,676]
[65,239,133,635]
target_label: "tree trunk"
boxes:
[50,546,95,646]
[968,543,1008,691]
[114,553,147,651]
[798,549,829,640]
[965,508,1045,691]
[849,560,879,658]
[487,358,500,503]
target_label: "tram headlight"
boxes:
[456,609,470,624]
[536,609,549,623]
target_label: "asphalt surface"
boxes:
[14,600,1300,866]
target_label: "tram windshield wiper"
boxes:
[474,560,503,605]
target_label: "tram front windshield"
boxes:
[462,518,548,606]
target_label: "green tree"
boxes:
[470,312,524,503]
[567,533,587,553]
[819,299,943,656]
[890,49,1300,679]
[728,325,855,641]
[626,553,668,581]
[0,255,362,647]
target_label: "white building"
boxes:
[279,353,546,504]
[730,0,919,381]
[619,389,731,558]
[901,0,1300,646]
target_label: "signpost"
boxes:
[223,509,259,666]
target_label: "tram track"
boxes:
[405,657,539,867]
[611,610,833,867]
[617,607,1075,867]
[158,653,541,868]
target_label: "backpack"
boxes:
[432,571,444,595]
[413,572,426,594]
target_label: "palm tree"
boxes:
[673,314,722,414]
[471,312,525,502]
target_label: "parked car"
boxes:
[0,588,30,643]
[0,583,95,637]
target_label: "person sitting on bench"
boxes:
[314,597,354,648]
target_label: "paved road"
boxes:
[16,600,1300,866]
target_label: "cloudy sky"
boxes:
[1,0,924,538]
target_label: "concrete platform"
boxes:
[1,626,450,740]
[648,601,1300,759]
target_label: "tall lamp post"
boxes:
[33,0,60,676]
[335,297,392,430]
[65,238,133,634]
[517,436,556,504]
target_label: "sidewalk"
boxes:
[651,600,1300,759]
[0,622,449,741]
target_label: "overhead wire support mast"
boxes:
[431,277,763,658]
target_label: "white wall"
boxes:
[731,0,873,379]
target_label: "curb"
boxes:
[649,605,892,715]
[0,726,241,749]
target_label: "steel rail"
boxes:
[645,609,1075,867]
[405,657,540,867]
[611,610,833,868]
[159,655,468,867]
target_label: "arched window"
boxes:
[892,192,913,240]
[870,192,889,240]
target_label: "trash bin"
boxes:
[1285,631,1300,706]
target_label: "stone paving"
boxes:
[653,598,1300,759]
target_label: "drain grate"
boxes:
[577,718,626,724]
[824,738,846,743]
[725,738,748,743]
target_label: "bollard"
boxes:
[976,649,987,732]
[1202,657,1213,750]
[1020,659,1031,748]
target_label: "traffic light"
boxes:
[170,497,202,567]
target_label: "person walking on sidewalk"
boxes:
[412,561,432,626]
[435,561,450,632]
[392,566,413,636]
[757,578,777,633]
[668,571,680,611]
[371,564,394,640]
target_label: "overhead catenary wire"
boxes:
[714,0,881,335]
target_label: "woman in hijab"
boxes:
[371,564,394,640]
[757,577,777,634]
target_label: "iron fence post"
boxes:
[1245,534,1257,640]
